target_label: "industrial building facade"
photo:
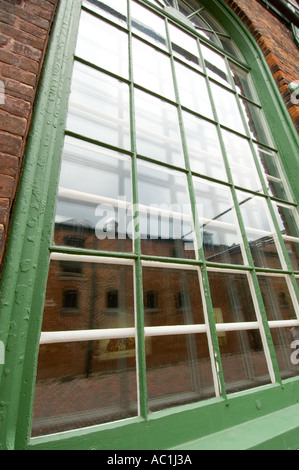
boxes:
[0,0,299,450]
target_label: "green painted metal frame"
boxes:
[0,0,298,450]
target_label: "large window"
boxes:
[30,0,299,439]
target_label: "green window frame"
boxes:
[0,0,299,451]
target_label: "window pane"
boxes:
[229,62,256,101]
[175,61,213,118]
[168,23,202,69]
[271,329,299,379]
[83,0,128,26]
[146,334,215,412]
[210,83,246,134]
[237,191,283,269]
[222,131,262,192]
[272,203,299,270]
[258,275,298,321]
[132,38,175,100]
[142,267,205,326]
[42,260,135,331]
[67,62,131,150]
[254,145,290,201]
[208,271,257,322]
[219,330,271,393]
[193,179,245,265]
[76,11,129,78]
[32,340,137,437]
[240,99,272,146]
[54,137,133,252]
[201,44,231,88]
[135,89,185,166]
[182,111,228,181]
[137,161,196,258]
[131,1,167,49]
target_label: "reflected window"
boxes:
[63,290,79,311]
[107,289,119,309]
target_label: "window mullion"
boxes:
[165,18,227,400]
[128,0,148,420]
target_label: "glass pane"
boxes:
[183,112,228,181]
[137,161,196,258]
[240,99,272,146]
[66,62,131,150]
[193,179,245,264]
[132,38,175,100]
[168,23,202,69]
[222,131,262,192]
[229,62,256,101]
[271,328,299,379]
[272,203,299,270]
[201,44,231,88]
[210,83,246,134]
[237,191,283,269]
[42,260,135,331]
[131,1,167,49]
[54,137,133,252]
[146,334,215,412]
[208,271,257,322]
[142,267,205,326]
[258,275,298,321]
[219,330,271,393]
[134,89,185,166]
[175,61,213,118]
[83,0,128,26]
[32,340,137,436]
[76,11,129,78]
[254,145,290,201]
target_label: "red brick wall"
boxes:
[0,0,298,270]
[224,0,299,132]
[0,0,58,267]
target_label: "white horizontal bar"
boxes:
[268,320,299,329]
[282,235,299,243]
[58,187,131,209]
[144,325,207,336]
[215,322,259,331]
[40,328,136,345]
[50,252,135,266]
[141,260,199,270]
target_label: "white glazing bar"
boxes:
[40,328,136,344]
[50,252,135,265]
[58,187,131,209]
[141,260,199,270]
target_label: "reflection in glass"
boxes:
[175,61,213,118]
[240,99,271,145]
[254,145,290,201]
[146,334,215,412]
[208,271,257,322]
[258,275,298,321]
[237,191,283,269]
[142,267,205,326]
[210,83,245,134]
[272,203,299,270]
[219,330,271,393]
[134,89,185,166]
[222,131,262,191]
[183,112,227,181]
[131,1,167,49]
[194,179,245,264]
[137,161,196,259]
[271,328,299,379]
[201,44,231,87]
[76,11,129,78]
[83,0,128,25]
[168,23,202,69]
[42,260,135,331]
[132,38,175,100]
[229,62,255,101]
[66,62,131,150]
[32,341,138,436]
[54,137,133,252]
